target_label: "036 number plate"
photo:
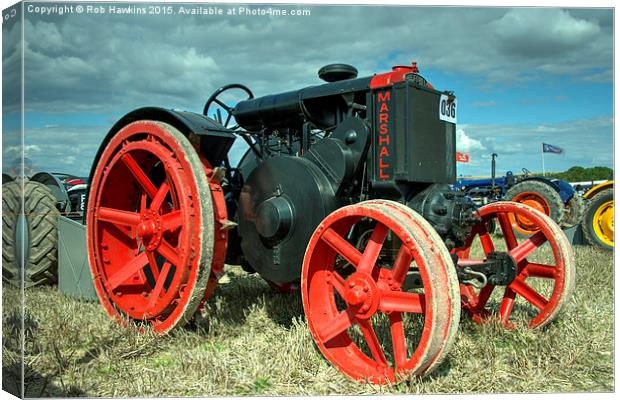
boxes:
[439,94,457,124]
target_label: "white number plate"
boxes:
[439,94,457,124]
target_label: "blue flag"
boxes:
[542,143,563,154]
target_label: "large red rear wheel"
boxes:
[302,200,459,384]
[455,201,575,329]
[87,121,214,333]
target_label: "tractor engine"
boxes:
[230,63,477,283]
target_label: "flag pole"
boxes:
[541,144,546,176]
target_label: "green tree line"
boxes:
[544,166,613,182]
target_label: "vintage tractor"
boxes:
[85,62,575,384]
[29,172,89,221]
[456,160,584,235]
[2,170,88,287]
[580,180,613,250]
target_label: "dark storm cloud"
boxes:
[566,8,614,29]
[18,5,613,113]
[3,4,21,113]
[492,9,601,59]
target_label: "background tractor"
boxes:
[2,168,88,287]
[580,180,613,250]
[84,62,575,384]
[455,156,584,235]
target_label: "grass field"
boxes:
[2,244,614,397]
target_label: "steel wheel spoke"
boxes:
[145,262,171,314]
[479,229,496,254]
[121,153,158,198]
[107,251,149,290]
[97,207,141,228]
[105,223,138,249]
[145,251,160,281]
[318,309,356,344]
[497,212,519,250]
[161,210,183,232]
[526,262,556,279]
[357,223,389,274]
[499,287,517,324]
[509,231,547,263]
[357,318,388,366]
[388,313,408,369]
[510,277,549,310]
[475,285,495,311]
[140,192,147,214]
[379,290,425,314]
[330,271,347,298]
[157,240,180,267]
[150,182,170,212]
[391,245,412,284]
[460,284,478,305]
[321,228,362,267]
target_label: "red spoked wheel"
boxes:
[455,201,575,329]
[302,200,460,384]
[87,121,214,334]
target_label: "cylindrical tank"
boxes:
[233,90,304,131]
[232,66,372,132]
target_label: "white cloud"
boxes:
[456,127,485,152]
[2,125,109,176]
[24,144,42,154]
[456,116,613,176]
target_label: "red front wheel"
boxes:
[302,200,460,384]
[455,201,575,329]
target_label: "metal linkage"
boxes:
[456,251,518,288]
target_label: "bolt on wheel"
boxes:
[454,201,575,329]
[87,121,214,333]
[302,200,459,384]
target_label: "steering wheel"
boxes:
[522,167,531,176]
[203,84,254,130]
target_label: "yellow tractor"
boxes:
[581,181,614,250]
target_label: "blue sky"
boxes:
[2,4,614,178]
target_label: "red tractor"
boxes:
[85,62,575,384]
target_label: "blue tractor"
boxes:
[455,154,584,235]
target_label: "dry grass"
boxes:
[2,244,614,397]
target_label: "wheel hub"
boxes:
[138,209,163,251]
[594,201,614,243]
[516,199,545,230]
[511,193,550,233]
[138,220,155,239]
[344,272,379,318]
[521,198,546,213]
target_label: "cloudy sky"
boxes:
[2,3,614,178]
